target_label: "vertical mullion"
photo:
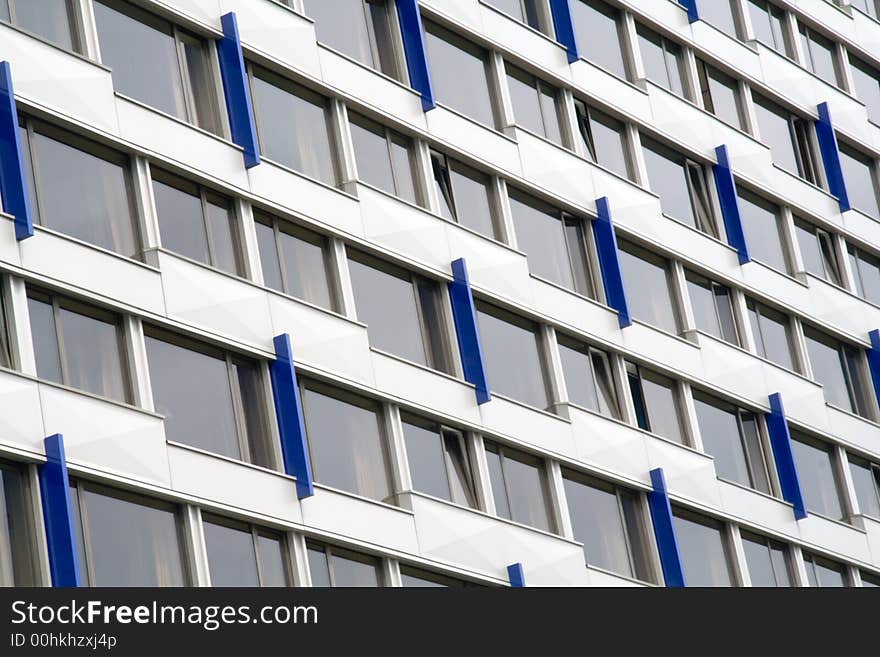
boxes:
[615,489,638,579]
[226,355,249,463]
[74,483,94,586]
[51,297,70,387]
[251,527,264,587]
[409,274,433,369]
[174,27,197,125]
[200,191,217,268]
[273,221,290,295]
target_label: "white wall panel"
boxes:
[569,408,651,484]
[0,215,22,268]
[514,130,596,208]
[645,438,722,508]
[425,106,522,176]
[0,371,44,455]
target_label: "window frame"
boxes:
[306,540,384,587]
[746,0,792,57]
[1,0,83,54]
[802,325,875,419]
[485,441,555,533]
[671,506,737,587]
[790,431,848,522]
[626,361,686,445]
[746,297,799,372]
[803,550,849,587]
[504,61,564,144]
[0,458,39,586]
[848,454,880,519]
[202,513,291,587]
[793,217,841,285]
[429,149,501,239]
[573,98,633,179]
[348,110,421,204]
[796,20,843,89]
[556,334,620,419]
[684,269,740,346]
[740,530,794,587]
[696,58,746,131]
[635,23,689,99]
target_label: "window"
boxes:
[794,219,841,285]
[848,243,880,305]
[508,188,597,297]
[400,566,468,587]
[485,0,545,32]
[0,289,10,370]
[307,542,382,587]
[303,0,403,82]
[641,138,716,237]
[474,301,549,409]
[849,55,880,125]
[684,270,739,345]
[485,441,554,532]
[848,455,880,519]
[430,150,498,238]
[699,0,738,37]
[423,21,496,127]
[348,251,453,374]
[0,461,37,586]
[570,0,628,79]
[696,60,745,130]
[627,362,686,444]
[254,211,336,310]
[27,289,129,403]
[348,112,419,204]
[505,64,562,144]
[617,240,680,334]
[636,24,686,98]
[144,327,273,466]
[693,391,771,493]
[797,22,842,88]
[300,381,391,502]
[747,0,789,56]
[803,327,873,417]
[94,0,223,135]
[790,432,845,520]
[737,187,788,273]
[557,336,619,418]
[851,0,879,20]
[746,298,796,371]
[151,168,241,275]
[203,515,288,587]
[741,532,792,587]
[672,508,735,587]
[838,142,880,220]
[0,0,80,52]
[18,119,139,258]
[803,551,847,587]
[249,66,338,186]
[573,100,631,179]
[752,95,820,185]
[402,414,477,508]
[70,482,186,586]
[562,470,653,582]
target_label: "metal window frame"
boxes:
[3,0,84,54]
[350,112,419,203]
[625,361,686,444]
[0,458,40,586]
[740,529,795,587]
[796,21,844,89]
[556,334,621,419]
[202,513,292,587]
[746,297,797,371]
[671,506,739,586]
[306,539,384,587]
[484,440,555,533]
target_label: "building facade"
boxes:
[1,0,880,588]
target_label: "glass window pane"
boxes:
[686,271,737,344]
[256,534,287,587]
[860,571,880,587]
[799,24,840,88]
[748,0,787,54]
[617,241,678,333]
[389,133,417,203]
[402,416,452,501]
[205,196,239,275]
[506,65,547,137]
[794,219,836,283]
[330,551,380,587]
[13,0,76,51]
[642,139,698,229]
[753,95,800,174]
[278,225,334,310]
[509,190,577,291]
[255,220,283,292]
[585,105,630,179]
[639,368,685,444]
[850,55,880,125]
[181,33,222,135]
[737,188,787,272]
[699,61,743,129]
[672,510,733,587]
[803,328,853,411]
[27,296,62,384]
[571,0,627,79]
[349,113,396,195]
[791,434,844,520]
[485,446,510,520]
[850,245,880,305]
[204,519,260,587]
[304,0,374,69]
[233,361,272,469]
[839,144,880,220]
[400,566,464,587]
[448,159,496,237]
[700,0,738,37]
[489,445,552,532]
[416,279,452,374]
[747,300,795,370]
[741,532,792,587]
[849,457,880,519]
[805,553,846,587]
[558,338,617,417]
[58,306,126,402]
[0,464,36,586]
[152,174,209,265]
[306,546,331,587]
[443,431,477,508]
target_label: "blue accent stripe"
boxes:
[38,434,81,587]
[396,0,435,112]
[448,258,491,405]
[648,468,686,587]
[548,0,579,63]
[815,102,850,212]
[866,330,880,415]
[507,562,526,587]
[0,61,34,240]
[592,197,631,328]
[678,0,700,22]
[217,13,261,169]
[765,393,807,520]
[269,333,314,499]
[713,145,750,265]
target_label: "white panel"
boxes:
[0,371,44,454]
[826,406,880,462]
[478,4,571,80]
[479,396,576,457]
[797,515,873,564]
[155,0,221,25]
[528,278,621,344]
[862,516,880,567]
[446,227,534,307]
[690,21,763,80]
[425,106,523,176]
[568,61,653,125]
[717,479,799,538]
[791,0,856,41]
[620,322,704,381]
[514,130,597,208]
[645,438,722,508]
[569,408,651,484]
[0,215,22,268]
[420,0,483,30]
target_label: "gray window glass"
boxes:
[803,327,871,416]
[557,336,618,417]
[737,188,787,272]
[627,363,685,444]
[563,470,652,582]
[349,112,417,203]
[794,219,840,285]
[301,383,391,502]
[747,0,788,55]
[700,0,738,37]
[617,240,679,334]
[505,64,562,143]
[697,60,744,130]
[849,456,880,519]
[752,95,801,175]
[693,392,770,493]
[27,296,62,386]
[508,188,595,297]
[475,302,548,409]
[839,143,880,220]
[0,291,9,370]
[256,534,288,587]
[791,433,844,520]
[574,101,630,179]
[637,25,685,97]
[307,543,381,587]
[73,484,185,586]
[485,0,543,31]
[402,415,476,508]
[5,0,78,52]
[849,244,880,305]
[430,151,497,238]
[685,271,738,345]
[204,518,260,587]
[400,566,466,587]
[860,571,880,587]
[849,55,880,125]
[423,21,495,127]
[571,0,627,79]
[741,531,792,587]
[747,298,795,371]
[798,23,841,88]
[672,509,734,587]
[851,0,879,19]
[485,442,553,532]
[26,125,138,258]
[0,462,37,586]
[250,67,337,186]
[348,251,451,373]
[804,552,846,587]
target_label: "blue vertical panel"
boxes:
[815,102,850,212]
[592,197,631,328]
[396,0,435,111]
[866,330,880,414]
[217,12,261,168]
[507,562,526,588]
[269,333,314,499]
[448,258,491,404]
[647,468,685,588]
[713,145,750,265]
[0,61,34,240]
[678,0,700,22]
[765,393,807,520]
[548,0,579,63]
[38,434,81,587]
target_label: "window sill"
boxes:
[0,19,103,70]
[430,101,515,144]
[629,317,700,352]
[715,475,779,506]
[626,420,711,461]
[584,562,657,587]
[153,247,255,289]
[255,155,356,201]
[658,211,739,255]
[309,481,414,516]
[351,180,435,229]
[508,123,569,153]
[570,57,647,97]
[165,440,288,482]
[528,273,606,313]
[477,0,558,45]
[803,506,866,535]
[368,346,463,387]
[743,255,806,288]
[485,389,571,424]
[30,224,158,274]
[261,283,354,327]
[114,92,230,145]
[824,400,880,429]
